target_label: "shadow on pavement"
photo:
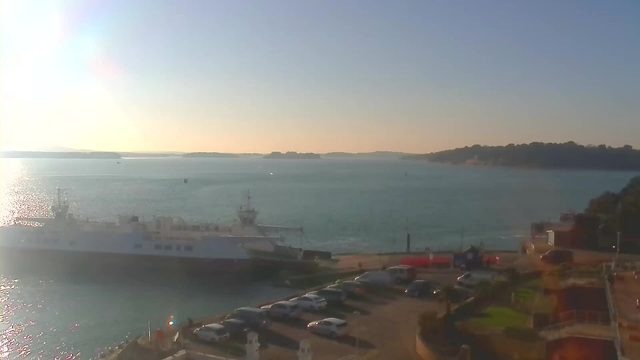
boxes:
[259,329,299,350]
[279,317,310,330]
[336,335,376,349]
[369,290,397,300]
[316,308,347,319]
[334,303,371,315]
[194,340,246,357]
[351,296,389,305]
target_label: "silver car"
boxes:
[260,301,302,319]
[307,317,350,338]
[290,294,328,311]
[193,323,230,343]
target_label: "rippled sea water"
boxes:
[1,157,637,358]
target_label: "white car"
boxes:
[456,271,496,288]
[354,271,394,287]
[290,294,328,311]
[307,317,350,338]
[260,301,302,319]
[193,323,230,343]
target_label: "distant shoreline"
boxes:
[402,142,640,171]
[264,151,321,159]
[0,151,121,159]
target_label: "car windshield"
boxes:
[1,2,636,360]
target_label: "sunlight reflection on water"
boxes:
[1,160,51,226]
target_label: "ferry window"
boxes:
[164,245,172,250]
[154,244,161,250]
[193,225,200,231]
[185,245,194,251]
[69,240,76,246]
[176,245,181,251]
[134,244,142,249]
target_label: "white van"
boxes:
[456,271,496,288]
[354,271,394,287]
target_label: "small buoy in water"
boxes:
[269,172,273,175]
[184,178,188,183]
[404,172,407,176]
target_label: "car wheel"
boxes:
[330,331,337,339]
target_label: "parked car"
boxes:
[434,286,474,303]
[307,288,347,304]
[289,294,328,311]
[327,281,366,297]
[224,307,272,329]
[260,301,302,319]
[405,280,437,297]
[456,271,496,288]
[484,256,500,267]
[354,271,394,287]
[307,317,350,338]
[386,265,417,283]
[540,250,574,264]
[219,319,251,339]
[193,323,230,343]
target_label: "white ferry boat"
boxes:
[0,190,314,277]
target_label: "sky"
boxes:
[1,1,639,153]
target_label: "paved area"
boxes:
[185,270,463,360]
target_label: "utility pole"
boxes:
[616,231,621,264]
[405,217,411,253]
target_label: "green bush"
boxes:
[418,311,442,339]
[454,298,480,317]
[504,268,520,284]
[502,327,541,342]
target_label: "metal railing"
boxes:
[604,261,630,360]
[555,310,610,325]
[542,310,611,333]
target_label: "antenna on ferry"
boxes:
[246,190,252,210]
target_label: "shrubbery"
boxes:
[502,327,541,342]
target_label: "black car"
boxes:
[540,250,574,264]
[219,319,251,338]
[307,288,347,304]
[405,280,437,297]
[224,307,272,329]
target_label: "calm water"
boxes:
[1,158,637,358]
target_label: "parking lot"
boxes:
[185,269,464,360]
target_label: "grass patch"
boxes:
[469,306,529,329]
[522,278,543,289]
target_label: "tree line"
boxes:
[402,142,640,170]
[585,176,640,238]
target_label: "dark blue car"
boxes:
[405,280,437,297]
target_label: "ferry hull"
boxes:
[0,247,253,279]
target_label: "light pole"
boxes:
[353,311,361,358]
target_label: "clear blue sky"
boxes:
[1,0,639,153]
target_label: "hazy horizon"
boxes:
[2,1,639,153]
